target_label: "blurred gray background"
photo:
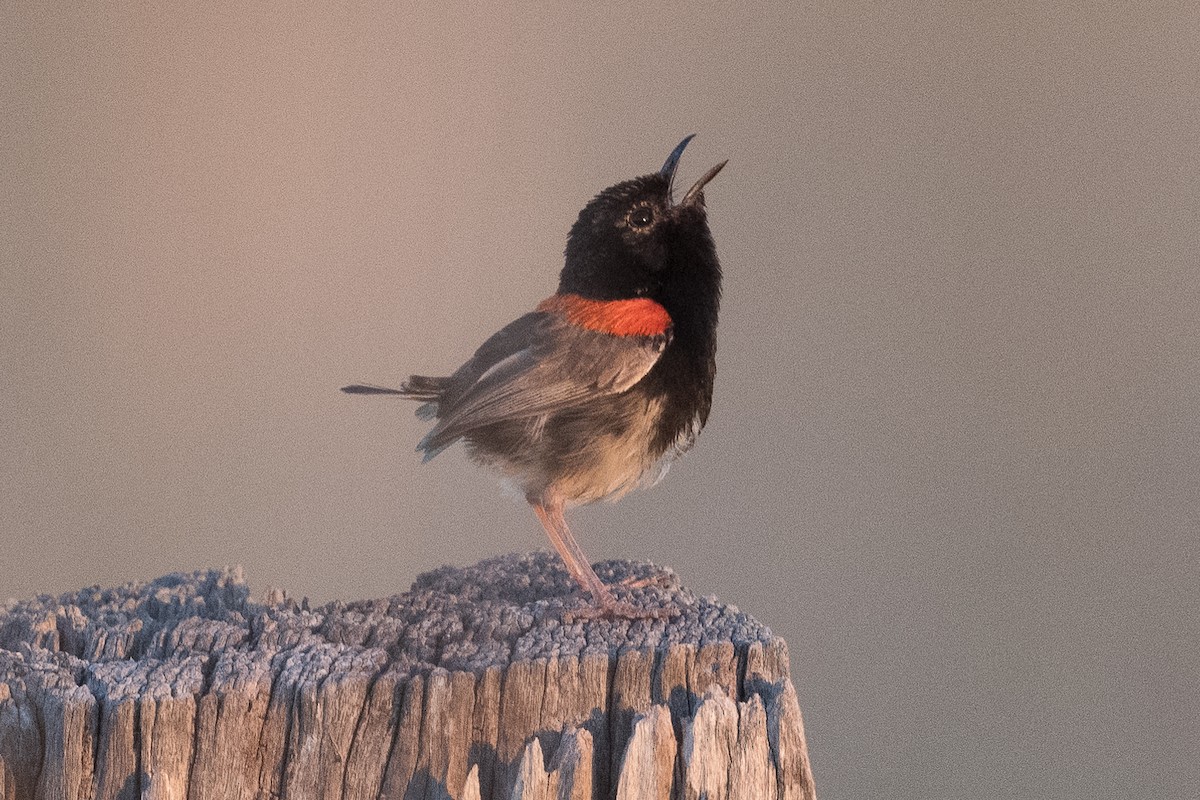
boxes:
[4,3,1197,798]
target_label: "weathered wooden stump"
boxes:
[0,553,815,799]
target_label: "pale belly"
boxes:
[465,392,693,506]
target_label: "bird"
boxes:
[343,135,726,619]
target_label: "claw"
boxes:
[617,573,674,591]
[563,598,679,622]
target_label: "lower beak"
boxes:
[680,160,728,207]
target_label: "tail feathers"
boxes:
[343,374,455,459]
[341,375,449,399]
[417,428,456,462]
[341,383,406,395]
[400,375,447,399]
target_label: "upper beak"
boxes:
[659,134,727,207]
[660,134,696,183]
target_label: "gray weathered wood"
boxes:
[0,554,816,799]
[615,706,676,800]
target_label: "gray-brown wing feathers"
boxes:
[418,312,668,454]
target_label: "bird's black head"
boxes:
[559,136,726,323]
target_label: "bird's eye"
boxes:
[629,205,655,229]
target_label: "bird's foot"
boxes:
[616,572,674,591]
[563,597,679,622]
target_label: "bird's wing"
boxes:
[420,311,670,451]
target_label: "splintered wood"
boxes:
[0,554,815,799]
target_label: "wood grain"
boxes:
[0,554,816,799]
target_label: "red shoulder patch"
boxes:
[537,293,672,337]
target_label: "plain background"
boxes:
[4,3,1198,798]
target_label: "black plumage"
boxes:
[344,136,725,618]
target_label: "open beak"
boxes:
[680,160,727,207]
[659,134,727,207]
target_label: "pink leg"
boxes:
[529,493,675,620]
[531,496,615,607]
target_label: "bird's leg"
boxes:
[530,495,674,620]
[530,496,615,606]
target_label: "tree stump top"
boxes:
[1,553,773,672]
[0,554,812,800]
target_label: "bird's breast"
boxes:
[536,293,672,338]
[543,390,675,505]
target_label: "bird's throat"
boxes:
[537,293,673,338]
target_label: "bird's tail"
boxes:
[341,376,448,422]
[341,375,447,398]
[397,375,447,400]
[340,383,406,396]
[343,376,457,458]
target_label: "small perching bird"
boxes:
[344,136,726,618]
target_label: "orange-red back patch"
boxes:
[538,293,672,337]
